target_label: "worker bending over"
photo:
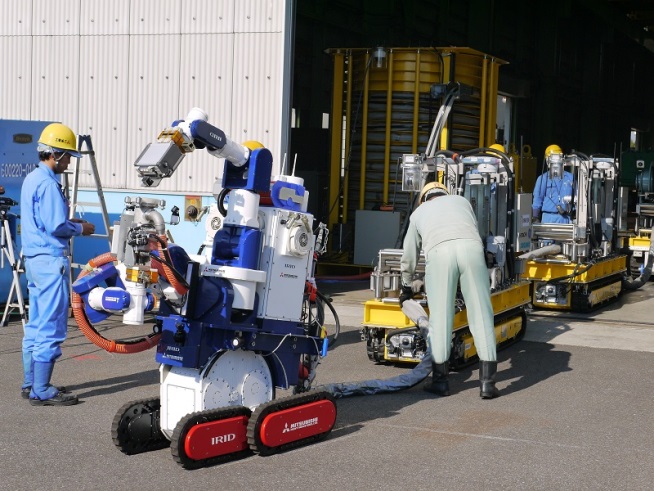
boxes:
[400,182,500,399]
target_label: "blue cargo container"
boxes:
[0,120,53,303]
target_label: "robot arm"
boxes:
[133,108,250,187]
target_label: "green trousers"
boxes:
[425,239,497,364]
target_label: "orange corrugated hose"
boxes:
[71,252,161,353]
[155,235,189,295]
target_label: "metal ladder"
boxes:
[61,134,112,274]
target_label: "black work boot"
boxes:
[424,362,450,396]
[30,362,78,406]
[22,386,68,400]
[479,361,500,399]
[30,390,79,406]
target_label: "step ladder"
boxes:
[1,214,27,327]
[61,134,112,275]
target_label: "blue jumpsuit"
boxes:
[400,195,497,365]
[20,163,82,397]
[532,171,575,224]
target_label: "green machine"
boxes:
[618,151,654,277]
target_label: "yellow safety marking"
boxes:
[522,255,626,283]
[363,281,531,330]
[629,236,651,249]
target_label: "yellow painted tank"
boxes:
[327,47,507,229]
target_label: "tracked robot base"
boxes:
[72,109,336,469]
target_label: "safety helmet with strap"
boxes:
[544,144,562,158]
[38,123,82,158]
[544,144,564,178]
[419,181,449,203]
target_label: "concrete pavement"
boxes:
[1,280,653,490]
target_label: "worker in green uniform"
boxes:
[399,182,500,399]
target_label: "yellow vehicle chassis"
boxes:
[361,281,531,368]
[522,255,626,311]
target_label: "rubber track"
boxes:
[570,273,624,313]
[111,397,169,455]
[247,391,336,456]
[170,406,252,470]
[450,307,527,370]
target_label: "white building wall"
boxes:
[231,33,283,164]
[234,0,284,33]
[32,0,81,36]
[0,0,291,194]
[30,36,81,128]
[177,33,235,191]
[0,36,32,117]
[78,35,131,189]
[80,0,131,35]
[0,2,33,36]
[180,0,234,34]
[126,33,182,190]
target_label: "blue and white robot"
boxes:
[72,108,336,468]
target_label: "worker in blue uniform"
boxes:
[532,144,575,224]
[20,123,95,406]
[399,182,500,399]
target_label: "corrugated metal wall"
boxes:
[0,0,290,194]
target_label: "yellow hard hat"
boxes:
[38,123,81,157]
[242,140,265,151]
[419,181,449,203]
[489,143,505,153]
[544,144,563,158]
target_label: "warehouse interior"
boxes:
[288,0,654,264]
